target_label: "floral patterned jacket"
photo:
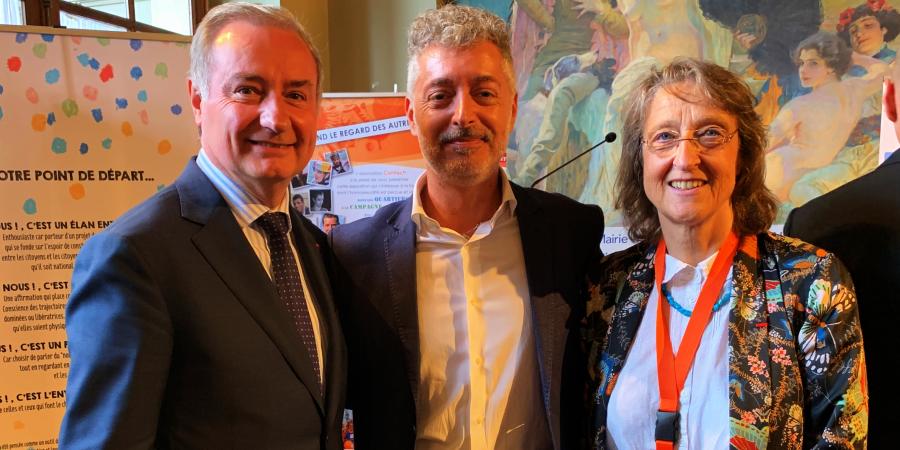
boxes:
[585,232,867,449]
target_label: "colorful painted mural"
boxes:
[456,0,896,231]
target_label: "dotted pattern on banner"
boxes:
[2,31,195,215]
[255,212,322,391]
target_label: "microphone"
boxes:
[529,132,617,188]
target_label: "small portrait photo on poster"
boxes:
[290,190,310,215]
[291,168,308,189]
[325,148,353,176]
[319,212,343,233]
[306,160,333,186]
[308,188,332,213]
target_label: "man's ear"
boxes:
[884,78,898,123]
[188,78,203,127]
[406,96,418,137]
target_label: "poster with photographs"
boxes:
[324,148,353,176]
[306,160,333,187]
[292,94,426,234]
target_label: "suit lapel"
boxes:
[383,200,421,407]
[177,160,325,413]
[512,185,571,448]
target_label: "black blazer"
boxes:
[330,182,604,450]
[60,159,346,449]
[784,151,900,448]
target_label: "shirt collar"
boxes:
[410,170,518,231]
[196,149,292,230]
[663,248,720,285]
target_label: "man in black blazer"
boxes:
[783,65,900,448]
[59,4,345,449]
[330,6,603,449]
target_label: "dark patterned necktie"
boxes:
[256,212,322,390]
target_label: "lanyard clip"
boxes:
[655,410,679,443]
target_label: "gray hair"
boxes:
[406,4,513,97]
[616,58,779,241]
[190,2,322,99]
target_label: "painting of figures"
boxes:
[453,0,896,225]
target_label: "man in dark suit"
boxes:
[330,6,604,450]
[783,64,900,448]
[59,4,345,448]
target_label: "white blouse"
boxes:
[607,251,733,450]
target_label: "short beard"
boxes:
[422,126,500,185]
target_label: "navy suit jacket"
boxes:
[330,182,604,450]
[60,159,346,449]
[784,150,900,448]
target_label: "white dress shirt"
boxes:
[411,172,533,450]
[607,250,733,450]
[197,150,324,381]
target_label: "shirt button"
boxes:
[475,417,483,425]
[474,357,483,367]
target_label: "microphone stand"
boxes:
[530,132,617,188]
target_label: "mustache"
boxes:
[438,126,493,145]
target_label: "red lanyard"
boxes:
[653,232,739,450]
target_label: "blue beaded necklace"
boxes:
[661,282,731,317]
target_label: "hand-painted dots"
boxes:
[100,64,114,82]
[158,139,172,154]
[0,83,3,95]
[15,33,27,43]
[91,108,103,123]
[170,104,182,115]
[79,143,89,154]
[102,138,112,150]
[31,114,47,131]
[97,37,110,46]
[45,68,60,84]
[51,137,67,154]
[115,98,128,109]
[130,39,143,51]
[130,66,142,80]
[47,112,55,125]
[70,183,85,200]
[40,34,54,42]
[83,85,98,101]
[88,58,100,70]
[139,110,149,125]
[121,121,133,136]
[23,199,37,215]
[0,106,3,121]
[137,90,148,102]
[7,57,22,72]
[61,99,79,117]
[25,88,38,104]
[32,43,47,58]
[154,62,168,78]
[77,53,91,67]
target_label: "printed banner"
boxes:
[296,95,425,233]
[0,27,195,447]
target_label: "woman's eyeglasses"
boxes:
[642,126,738,153]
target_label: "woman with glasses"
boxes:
[584,58,867,449]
